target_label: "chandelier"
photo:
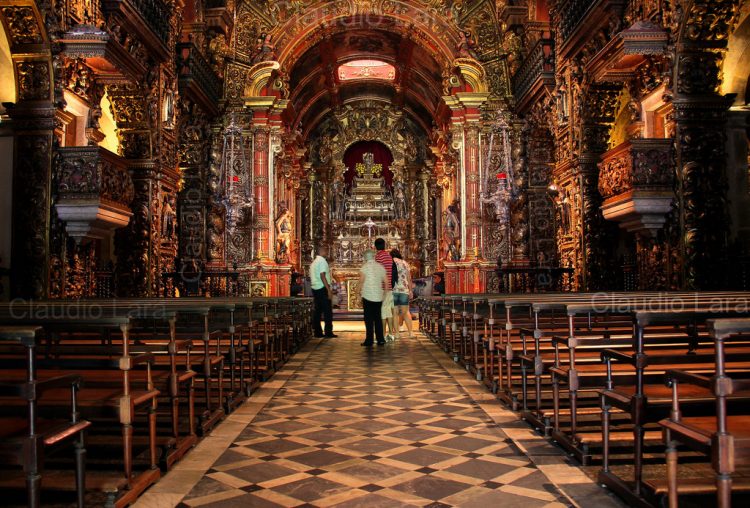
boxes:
[217,113,254,233]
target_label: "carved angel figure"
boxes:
[457,31,479,60]
[207,32,230,77]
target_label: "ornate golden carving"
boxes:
[0,6,43,45]
[16,61,50,100]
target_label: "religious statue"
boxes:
[161,197,176,239]
[163,86,176,129]
[443,201,461,261]
[457,31,479,60]
[392,177,407,219]
[253,33,276,63]
[339,240,353,263]
[331,179,346,221]
[275,203,293,264]
[555,188,572,234]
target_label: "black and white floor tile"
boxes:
[134,323,623,508]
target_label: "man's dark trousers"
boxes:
[362,298,384,345]
[312,287,333,337]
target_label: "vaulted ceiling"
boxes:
[288,28,445,140]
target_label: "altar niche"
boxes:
[330,141,407,310]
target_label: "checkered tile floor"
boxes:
[176,325,572,507]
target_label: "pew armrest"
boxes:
[36,374,82,392]
[666,369,711,389]
[173,339,193,352]
[601,349,634,365]
[550,335,568,346]
[0,374,82,398]
[129,353,156,367]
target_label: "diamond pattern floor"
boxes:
[177,326,572,507]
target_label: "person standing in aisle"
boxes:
[359,250,386,346]
[309,245,337,338]
[390,248,414,338]
[374,238,396,340]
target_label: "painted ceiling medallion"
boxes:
[338,59,395,81]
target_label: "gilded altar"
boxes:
[329,151,406,310]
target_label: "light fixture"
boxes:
[481,115,514,227]
[217,113,254,235]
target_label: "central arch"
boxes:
[223,1,504,296]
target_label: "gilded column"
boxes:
[510,120,529,262]
[464,124,482,260]
[252,126,270,261]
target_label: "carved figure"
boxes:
[339,240,353,263]
[275,204,293,263]
[443,202,461,261]
[331,179,346,221]
[161,197,176,239]
[163,87,176,128]
[457,31,479,59]
[393,177,407,219]
[253,33,276,63]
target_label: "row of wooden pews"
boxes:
[418,291,750,507]
[0,297,313,507]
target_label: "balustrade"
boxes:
[512,38,554,108]
[177,42,223,113]
[129,0,171,45]
[598,139,673,234]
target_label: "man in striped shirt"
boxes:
[374,237,396,340]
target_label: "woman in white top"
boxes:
[390,249,414,338]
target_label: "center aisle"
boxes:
[137,324,623,508]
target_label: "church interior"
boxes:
[1,0,750,506]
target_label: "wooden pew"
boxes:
[595,308,750,504]
[0,326,90,508]
[544,299,744,457]
[0,296,313,506]
[492,294,745,432]
[660,317,750,508]
[0,313,162,507]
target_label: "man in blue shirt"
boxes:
[309,245,336,338]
